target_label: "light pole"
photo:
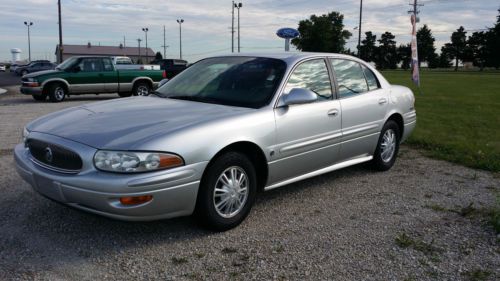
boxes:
[137,38,142,63]
[177,19,184,60]
[142,27,149,62]
[24,21,33,62]
[57,0,63,63]
[234,2,242,52]
[231,1,235,53]
[357,0,363,57]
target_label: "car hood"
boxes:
[24,69,61,78]
[27,96,251,149]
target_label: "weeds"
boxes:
[462,269,492,281]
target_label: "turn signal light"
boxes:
[120,195,153,205]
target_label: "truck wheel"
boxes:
[48,83,66,102]
[118,92,132,98]
[133,82,151,96]
[32,94,47,101]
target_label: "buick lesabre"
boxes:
[15,53,416,230]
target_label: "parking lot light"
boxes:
[176,19,184,60]
[23,21,33,62]
[142,27,149,63]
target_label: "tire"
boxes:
[195,152,257,231]
[47,83,66,102]
[32,94,47,101]
[118,92,132,98]
[371,120,400,171]
[133,82,151,96]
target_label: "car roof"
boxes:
[205,52,361,65]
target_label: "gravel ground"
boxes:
[0,90,499,280]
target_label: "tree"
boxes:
[358,31,377,62]
[416,24,437,67]
[484,9,500,68]
[155,52,163,60]
[376,32,398,69]
[438,45,453,68]
[397,44,411,70]
[467,31,488,70]
[449,26,467,71]
[291,11,352,53]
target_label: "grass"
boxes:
[382,70,500,172]
[462,269,492,281]
[395,232,442,255]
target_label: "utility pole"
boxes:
[24,21,33,62]
[163,25,167,58]
[357,0,362,57]
[234,2,242,52]
[57,0,63,63]
[408,0,423,22]
[231,1,235,53]
[137,38,142,63]
[142,27,149,63]
[177,19,184,60]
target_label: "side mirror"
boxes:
[72,66,81,73]
[157,78,169,88]
[278,88,317,107]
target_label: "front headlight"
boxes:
[22,127,30,145]
[26,77,37,82]
[93,150,184,173]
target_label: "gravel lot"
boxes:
[0,89,498,280]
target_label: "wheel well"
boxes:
[388,113,404,138]
[133,79,153,89]
[208,142,269,191]
[42,81,68,95]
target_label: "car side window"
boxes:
[102,59,114,71]
[362,65,380,91]
[77,58,104,72]
[330,59,369,98]
[283,59,333,101]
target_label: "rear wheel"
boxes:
[371,120,400,171]
[47,83,66,102]
[32,94,47,101]
[133,82,151,96]
[195,152,257,231]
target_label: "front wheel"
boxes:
[195,152,257,231]
[371,120,400,171]
[133,82,151,96]
[47,83,66,102]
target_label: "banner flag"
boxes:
[410,14,420,87]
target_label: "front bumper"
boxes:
[14,134,207,221]
[20,86,43,95]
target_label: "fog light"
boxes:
[120,195,153,205]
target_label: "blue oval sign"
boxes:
[276,28,299,39]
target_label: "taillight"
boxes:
[162,70,167,78]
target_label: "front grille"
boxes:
[27,139,83,172]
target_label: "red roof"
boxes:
[56,44,155,57]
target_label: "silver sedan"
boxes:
[15,53,416,230]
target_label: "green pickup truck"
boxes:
[20,56,165,102]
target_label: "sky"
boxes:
[0,0,498,63]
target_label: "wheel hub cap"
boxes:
[213,166,249,218]
[381,129,396,162]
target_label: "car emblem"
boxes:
[45,147,53,163]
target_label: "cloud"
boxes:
[0,0,498,62]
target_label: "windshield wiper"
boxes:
[168,95,207,102]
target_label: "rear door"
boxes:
[101,58,119,92]
[329,58,388,161]
[270,58,342,184]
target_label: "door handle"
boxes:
[327,109,339,116]
[378,98,388,104]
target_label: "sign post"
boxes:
[276,28,299,52]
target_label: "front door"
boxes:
[269,58,342,184]
[67,58,106,93]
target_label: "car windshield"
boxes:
[155,57,287,109]
[56,57,78,70]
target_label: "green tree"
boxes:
[376,32,398,69]
[358,31,377,62]
[449,26,467,71]
[467,31,488,70]
[291,11,352,53]
[484,9,500,68]
[397,44,411,70]
[438,45,452,68]
[416,24,437,67]
[155,52,163,60]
